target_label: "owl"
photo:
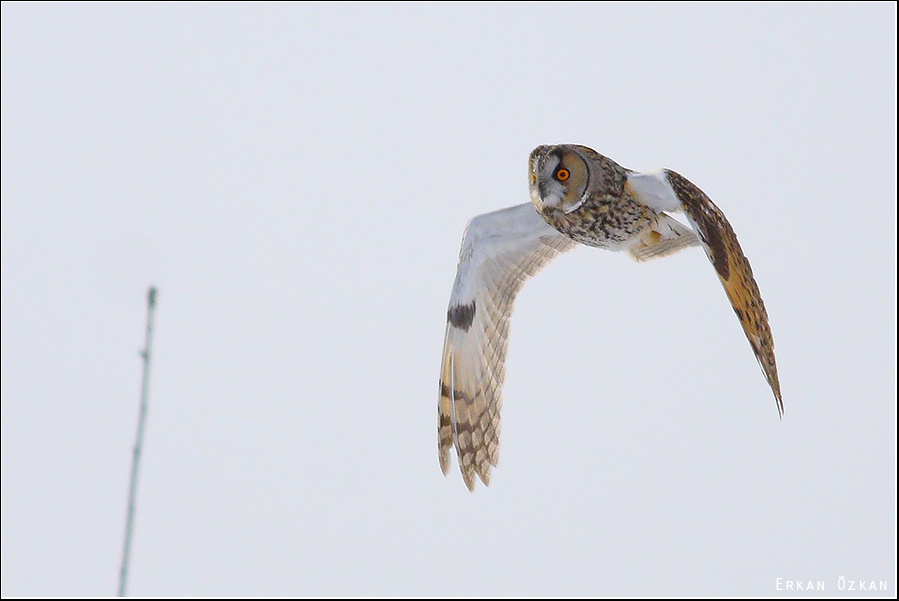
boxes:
[439,144,782,491]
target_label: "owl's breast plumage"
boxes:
[541,193,651,250]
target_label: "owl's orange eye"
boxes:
[555,168,570,181]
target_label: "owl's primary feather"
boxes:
[625,169,783,417]
[439,145,783,490]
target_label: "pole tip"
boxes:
[147,286,157,308]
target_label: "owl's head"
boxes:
[528,144,625,214]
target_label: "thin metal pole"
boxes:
[118,286,157,597]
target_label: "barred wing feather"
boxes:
[438,203,576,490]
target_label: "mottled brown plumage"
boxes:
[438,145,783,490]
[665,170,783,416]
[530,145,652,248]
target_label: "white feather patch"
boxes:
[439,202,577,489]
[625,170,682,213]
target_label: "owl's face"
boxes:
[528,145,591,214]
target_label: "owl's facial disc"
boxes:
[528,146,589,214]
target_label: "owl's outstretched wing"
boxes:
[626,170,783,417]
[439,203,576,490]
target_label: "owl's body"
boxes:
[439,144,782,491]
[531,145,650,249]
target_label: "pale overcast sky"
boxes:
[1,3,896,596]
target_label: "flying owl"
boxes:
[439,144,782,491]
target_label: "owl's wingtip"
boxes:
[462,469,476,492]
[770,377,784,420]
